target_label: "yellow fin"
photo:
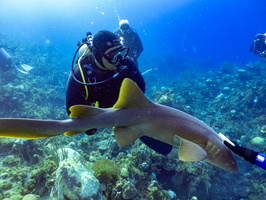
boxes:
[69,105,104,118]
[177,136,207,162]
[64,130,82,137]
[113,126,143,146]
[94,101,100,107]
[113,78,153,109]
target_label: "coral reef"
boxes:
[1,38,266,199]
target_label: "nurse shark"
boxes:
[0,78,238,172]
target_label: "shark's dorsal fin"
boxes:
[113,78,154,109]
[113,126,142,146]
[177,136,208,162]
[69,105,105,118]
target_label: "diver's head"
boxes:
[119,19,130,33]
[92,30,128,70]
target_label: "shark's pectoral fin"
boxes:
[64,130,82,136]
[176,136,208,162]
[113,126,142,147]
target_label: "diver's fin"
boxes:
[177,136,207,162]
[113,78,153,109]
[21,64,33,72]
[113,126,142,146]
[140,136,173,156]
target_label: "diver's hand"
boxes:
[85,128,97,135]
[224,141,258,164]
[260,51,266,57]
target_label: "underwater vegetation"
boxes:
[92,158,118,184]
[1,38,266,199]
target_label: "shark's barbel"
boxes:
[0,78,238,172]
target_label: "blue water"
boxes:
[1,1,266,199]
[1,0,265,75]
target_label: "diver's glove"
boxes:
[224,141,258,164]
[85,128,97,136]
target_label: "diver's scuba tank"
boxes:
[0,47,12,71]
[72,31,94,81]
[78,32,93,57]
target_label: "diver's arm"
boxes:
[113,28,120,35]
[224,141,266,170]
[65,67,88,115]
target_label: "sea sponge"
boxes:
[260,125,266,134]
[50,158,100,200]
[22,194,39,200]
[9,195,22,200]
[250,137,264,146]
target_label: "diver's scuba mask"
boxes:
[120,23,130,34]
[103,46,129,64]
[120,23,129,31]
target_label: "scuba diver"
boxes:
[0,44,33,74]
[250,33,266,57]
[114,19,143,67]
[219,133,266,170]
[66,30,172,156]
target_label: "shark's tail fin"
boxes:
[0,118,64,139]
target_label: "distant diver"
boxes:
[250,33,266,57]
[220,133,266,170]
[114,19,143,67]
[0,44,33,74]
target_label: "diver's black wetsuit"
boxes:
[66,52,145,111]
[66,52,173,156]
[250,34,266,57]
